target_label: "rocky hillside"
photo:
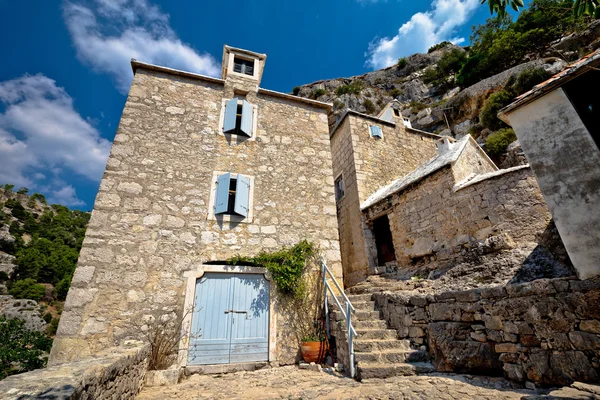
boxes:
[294,14,600,167]
[0,185,90,337]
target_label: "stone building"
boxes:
[361,135,549,270]
[499,49,600,280]
[50,45,343,367]
[329,102,440,287]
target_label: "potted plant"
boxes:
[300,332,328,363]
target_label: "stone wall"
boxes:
[364,165,551,269]
[330,111,437,287]
[0,341,149,399]
[51,66,342,365]
[372,277,600,387]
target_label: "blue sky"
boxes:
[0,0,495,209]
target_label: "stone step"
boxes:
[353,320,387,330]
[351,301,376,311]
[346,293,373,302]
[354,329,397,340]
[355,349,429,364]
[354,339,411,352]
[357,362,435,380]
[353,310,381,321]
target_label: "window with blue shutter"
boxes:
[223,98,253,137]
[369,125,382,138]
[234,175,251,217]
[214,173,231,215]
[214,173,251,218]
[223,98,238,134]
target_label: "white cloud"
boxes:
[0,74,111,206]
[47,184,86,207]
[63,0,220,93]
[366,0,479,69]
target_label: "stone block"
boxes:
[483,315,503,330]
[520,335,541,347]
[480,286,507,299]
[580,320,600,334]
[568,331,600,350]
[495,343,518,353]
[455,289,481,302]
[503,363,524,382]
[470,332,487,342]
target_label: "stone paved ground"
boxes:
[136,366,599,399]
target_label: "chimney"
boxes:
[436,136,456,155]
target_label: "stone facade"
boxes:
[0,341,149,399]
[330,109,438,287]
[50,46,342,366]
[371,277,600,387]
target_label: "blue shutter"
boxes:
[370,125,382,138]
[223,98,238,133]
[214,173,230,215]
[240,100,253,137]
[234,174,250,218]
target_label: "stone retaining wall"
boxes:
[0,341,149,399]
[372,277,600,386]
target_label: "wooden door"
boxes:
[187,273,270,365]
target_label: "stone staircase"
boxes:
[345,292,434,380]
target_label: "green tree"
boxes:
[0,317,53,379]
[480,89,515,130]
[485,128,518,158]
[3,184,14,193]
[482,0,598,18]
[9,278,47,301]
[17,187,29,195]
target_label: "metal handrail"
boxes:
[322,259,358,378]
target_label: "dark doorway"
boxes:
[372,214,396,265]
[563,69,600,150]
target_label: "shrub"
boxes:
[485,128,518,158]
[410,101,427,113]
[9,278,46,302]
[397,57,408,69]
[17,187,28,195]
[479,89,514,130]
[335,81,363,96]
[428,41,452,53]
[363,99,376,114]
[43,312,53,323]
[468,123,485,138]
[30,193,47,204]
[422,67,440,84]
[3,184,14,193]
[512,67,550,95]
[0,317,53,378]
[229,240,317,299]
[46,318,59,336]
[55,274,72,301]
[310,89,326,100]
[333,99,345,110]
[292,86,300,95]
[389,88,403,98]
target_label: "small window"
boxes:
[369,125,383,138]
[393,109,400,116]
[215,173,251,218]
[335,175,344,201]
[233,57,254,76]
[223,98,253,137]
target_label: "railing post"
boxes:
[347,302,355,378]
[323,261,330,338]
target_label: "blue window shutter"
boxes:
[234,175,250,218]
[370,125,382,138]
[240,100,253,137]
[214,173,231,215]
[223,98,238,133]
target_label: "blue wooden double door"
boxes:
[188,273,270,365]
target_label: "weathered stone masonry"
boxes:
[364,165,551,269]
[372,277,600,386]
[330,109,439,287]
[51,49,342,365]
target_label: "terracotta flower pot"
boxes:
[301,341,328,363]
